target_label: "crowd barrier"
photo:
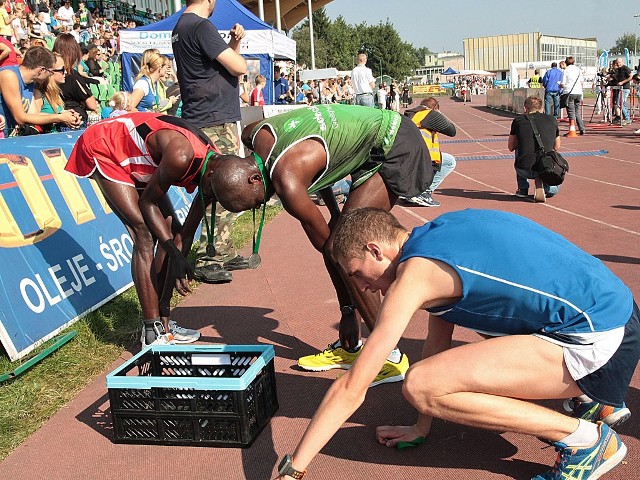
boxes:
[487,88,543,113]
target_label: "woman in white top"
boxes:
[130,52,165,112]
[560,56,585,135]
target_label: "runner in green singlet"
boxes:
[206,104,434,386]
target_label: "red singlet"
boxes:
[65,112,218,193]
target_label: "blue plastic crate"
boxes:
[106,344,278,447]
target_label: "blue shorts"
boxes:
[577,301,640,407]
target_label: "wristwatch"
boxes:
[340,304,356,315]
[278,454,306,479]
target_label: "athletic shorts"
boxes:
[573,302,640,407]
[350,115,434,198]
[534,301,640,407]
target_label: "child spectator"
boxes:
[250,74,266,106]
[102,90,129,118]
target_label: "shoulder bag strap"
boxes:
[567,70,580,95]
[526,114,548,153]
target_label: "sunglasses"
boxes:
[47,66,66,74]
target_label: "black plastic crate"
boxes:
[106,344,278,447]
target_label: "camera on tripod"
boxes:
[596,68,615,86]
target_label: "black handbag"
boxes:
[9,123,43,137]
[527,114,569,186]
[559,93,569,109]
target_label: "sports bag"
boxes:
[533,150,569,186]
[527,114,569,186]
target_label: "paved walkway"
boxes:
[1,96,639,480]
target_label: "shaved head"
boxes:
[210,155,265,212]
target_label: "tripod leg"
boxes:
[590,91,603,123]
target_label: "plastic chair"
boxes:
[106,84,116,100]
[89,83,100,100]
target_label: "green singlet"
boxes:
[250,104,402,193]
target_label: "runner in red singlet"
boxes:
[66,112,221,346]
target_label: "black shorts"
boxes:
[577,301,640,407]
[351,115,434,198]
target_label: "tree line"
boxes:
[292,10,640,76]
[291,8,431,81]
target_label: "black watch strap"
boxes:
[278,454,306,479]
[340,304,356,315]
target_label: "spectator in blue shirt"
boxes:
[542,62,563,118]
[274,66,289,104]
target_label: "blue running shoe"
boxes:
[564,398,631,428]
[532,422,627,480]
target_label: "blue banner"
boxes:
[439,82,455,89]
[598,50,609,70]
[0,132,196,360]
[494,79,509,86]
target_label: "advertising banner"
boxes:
[0,133,195,361]
[119,29,277,56]
[412,84,447,94]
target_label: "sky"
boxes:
[323,0,640,53]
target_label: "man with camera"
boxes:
[508,96,561,203]
[610,57,633,125]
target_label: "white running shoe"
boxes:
[141,320,175,347]
[168,320,201,344]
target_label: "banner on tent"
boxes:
[0,133,196,361]
[119,29,278,56]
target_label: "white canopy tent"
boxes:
[459,69,496,76]
[509,61,562,89]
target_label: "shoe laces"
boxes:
[547,445,571,478]
[319,344,340,357]
[170,323,188,334]
[154,322,175,343]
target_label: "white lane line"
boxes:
[567,174,640,191]
[401,171,640,237]
[596,154,640,166]
[451,121,473,140]
[398,206,432,224]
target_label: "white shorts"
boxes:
[534,328,625,381]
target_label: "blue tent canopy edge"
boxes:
[120,0,295,105]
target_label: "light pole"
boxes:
[308,0,316,70]
[635,14,640,61]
